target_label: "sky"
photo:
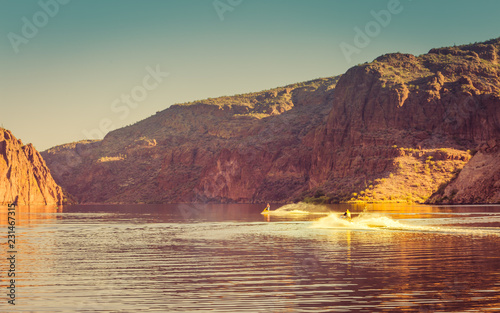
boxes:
[1,0,499,151]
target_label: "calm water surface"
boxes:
[1,203,500,312]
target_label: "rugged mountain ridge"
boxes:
[43,38,500,204]
[0,128,63,205]
[42,77,339,203]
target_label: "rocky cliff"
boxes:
[311,39,500,203]
[42,38,500,204]
[0,128,63,205]
[428,139,500,204]
[42,77,339,203]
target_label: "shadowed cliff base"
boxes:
[42,38,500,204]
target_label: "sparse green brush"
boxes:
[424,164,431,174]
[467,149,478,156]
[413,164,419,173]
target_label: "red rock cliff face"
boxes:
[311,39,500,203]
[0,129,63,205]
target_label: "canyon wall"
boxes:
[42,38,500,204]
[311,40,500,203]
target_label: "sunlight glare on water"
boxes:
[0,203,499,312]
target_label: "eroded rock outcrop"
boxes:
[428,139,500,204]
[0,128,63,205]
[311,38,499,203]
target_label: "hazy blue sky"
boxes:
[1,0,499,150]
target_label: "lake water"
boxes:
[1,203,500,312]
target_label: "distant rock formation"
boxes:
[428,139,500,204]
[42,38,500,204]
[0,128,63,205]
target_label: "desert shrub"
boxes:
[467,149,477,156]
[314,189,325,198]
